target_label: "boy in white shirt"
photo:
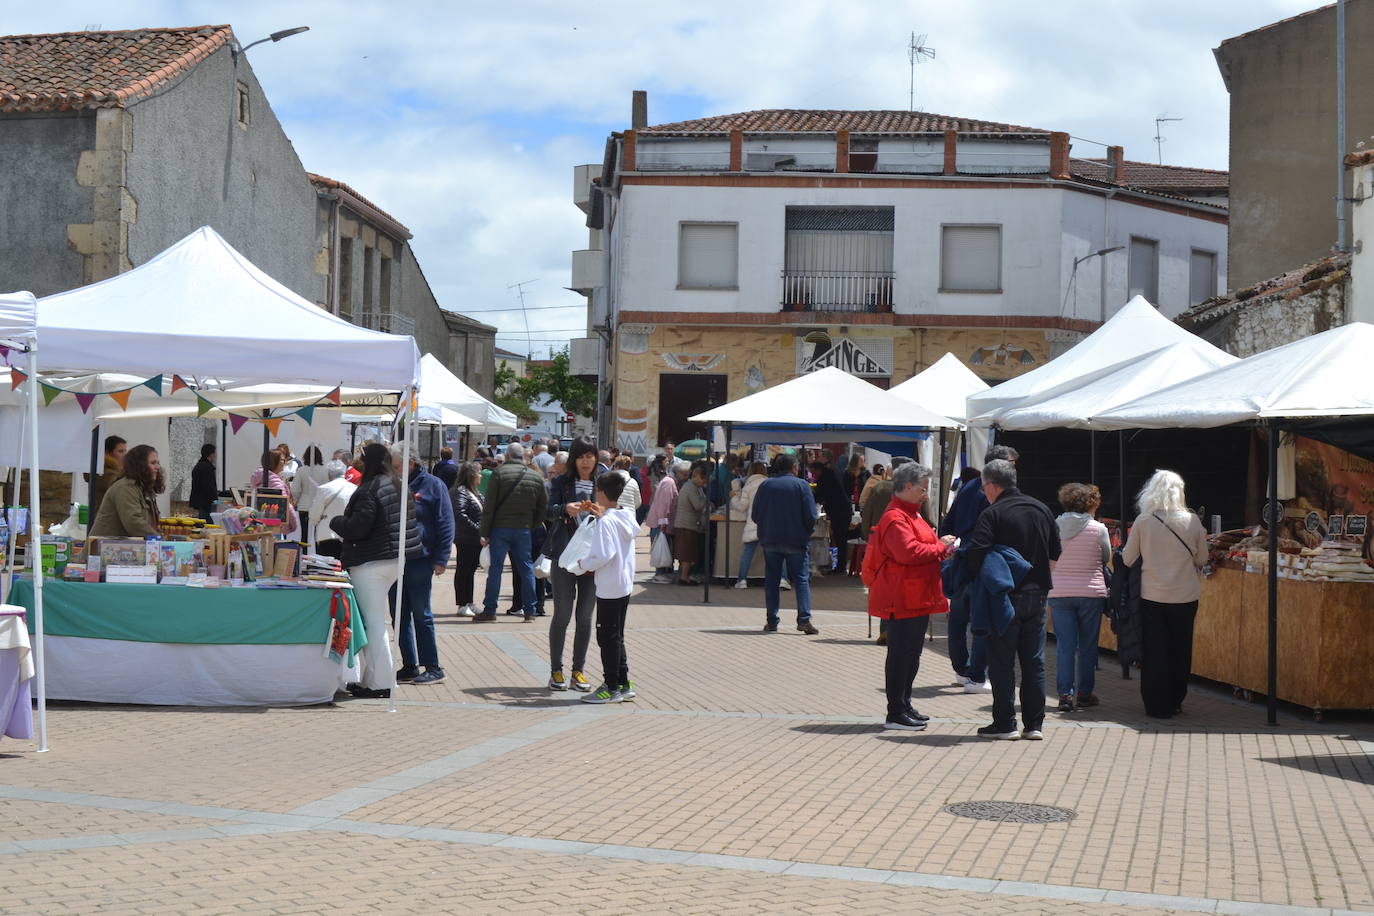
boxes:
[577,471,639,703]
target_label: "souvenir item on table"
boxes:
[227,545,244,584]
[62,563,86,581]
[272,542,302,578]
[99,538,150,569]
[105,565,159,584]
[84,555,102,583]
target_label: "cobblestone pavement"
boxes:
[3,537,1373,915]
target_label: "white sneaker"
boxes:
[1021,729,1044,741]
[457,604,475,617]
[779,579,792,591]
[964,680,993,694]
[955,677,969,688]
[650,573,673,584]
[733,580,748,589]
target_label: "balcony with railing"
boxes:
[357,310,416,337]
[780,269,895,313]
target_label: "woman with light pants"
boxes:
[330,442,419,699]
[545,437,601,692]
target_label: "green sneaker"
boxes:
[581,683,622,704]
[618,681,636,701]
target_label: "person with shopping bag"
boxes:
[544,437,600,692]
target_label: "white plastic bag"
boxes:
[534,553,553,579]
[559,517,598,574]
[650,531,674,569]
[479,545,490,569]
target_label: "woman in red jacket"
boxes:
[866,462,956,730]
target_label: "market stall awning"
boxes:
[690,366,958,442]
[965,295,1217,426]
[36,227,420,390]
[416,353,517,433]
[888,352,988,424]
[993,340,1239,431]
[0,290,37,348]
[1092,322,1374,429]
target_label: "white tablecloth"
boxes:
[0,607,34,740]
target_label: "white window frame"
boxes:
[939,224,1003,293]
[677,221,739,290]
[1189,248,1218,305]
[1128,235,1160,305]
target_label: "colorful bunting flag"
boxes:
[10,368,26,390]
[195,395,215,417]
[108,389,132,410]
[170,374,189,394]
[41,384,61,406]
[142,374,163,394]
[228,414,249,434]
[263,417,284,437]
[297,405,316,425]
[325,386,341,406]
[74,393,96,414]
[0,345,9,363]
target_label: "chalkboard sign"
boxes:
[1328,515,1345,537]
[1346,514,1368,539]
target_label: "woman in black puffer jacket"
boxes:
[450,460,484,618]
[330,442,421,698]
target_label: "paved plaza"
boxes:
[3,539,1374,915]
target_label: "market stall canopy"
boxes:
[0,290,37,347]
[1092,322,1374,429]
[416,353,516,433]
[965,296,1215,425]
[690,366,958,442]
[889,352,988,424]
[993,340,1239,431]
[36,227,420,389]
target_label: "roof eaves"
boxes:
[308,172,412,240]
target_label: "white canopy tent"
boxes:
[889,352,992,493]
[965,296,1208,426]
[18,227,424,724]
[993,340,1239,431]
[0,291,45,750]
[1091,322,1374,727]
[691,366,959,441]
[417,353,516,435]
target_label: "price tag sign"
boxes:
[1329,514,1345,537]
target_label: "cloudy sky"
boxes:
[14,0,1321,354]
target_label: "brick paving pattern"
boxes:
[2,536,1372,915]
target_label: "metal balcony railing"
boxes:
[356,311,416,337]
[780,270,895,313]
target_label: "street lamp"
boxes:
[232,26,310,62]
[1061,245,1125,320]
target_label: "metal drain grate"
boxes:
[942,801,1076,824]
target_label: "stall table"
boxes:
[0,605,33,741]
[10,579,366,707]
[711,514,832,580]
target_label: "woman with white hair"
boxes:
[1121,469,1209,718]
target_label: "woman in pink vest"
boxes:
[1048,483,1111,712]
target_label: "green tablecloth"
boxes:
[11,579,367,664]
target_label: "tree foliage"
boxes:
[513,347,597,420]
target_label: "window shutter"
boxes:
[1128,237,1159,304]
[941,226,1001,291]
[1189,250,1216,305]
[680,224,738,288]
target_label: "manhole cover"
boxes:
[942,801,1075,823]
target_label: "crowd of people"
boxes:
[81,430,1213,728]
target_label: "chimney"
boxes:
[1106,145,1124,184]
[1049,132,1070,180]
[632,90,648,130]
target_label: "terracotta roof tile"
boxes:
[307,172,412,239]
[1178,251,1349,329]
[637,109,1048,136]
[1071,158,1228,191]
[0,25,232,113]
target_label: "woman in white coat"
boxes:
[731,462,769,588]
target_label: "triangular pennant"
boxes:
[108,388,132,410]
[170,374,189,395]
[296,404,316,425]
[74,392,96,414]
[143,374,164,394]
[10,368,27,390]
[0,345,9,363]
[41,384,62,406]
[262,416,284,437]
[195,395,215,417]
[325,386,341,406]
[228,413,249,434]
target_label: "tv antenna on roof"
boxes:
[507,278,539,359]
[908,33,935,111]
[1154,114,1183,165]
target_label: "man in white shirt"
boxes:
[577,471,639,704]
[531,442,555,478]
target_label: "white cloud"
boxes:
[9,0,1325,351]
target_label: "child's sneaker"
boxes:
[548,671,567,691]
[582,683,622,704]
[619,681,636,701]
[570,670,591,692]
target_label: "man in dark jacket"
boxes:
[477,442,548,622]
[752,454,820,635]
[431,447,459,490]
[939,445,1019,692]
[189,444,219,520]
[965,459,1061,741]
[811,455,851,574]
[390,448,455,685]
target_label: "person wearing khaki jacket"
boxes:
[475,443,548,622]
[88,444,163,538]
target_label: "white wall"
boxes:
[1350,162,1374,323]
[615,183,1226,322]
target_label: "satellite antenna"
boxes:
[507,278,539,359]
[1154,114,1183,165]
[907,33,935,111]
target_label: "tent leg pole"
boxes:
[392,387,414,714]
[704,428,717,604]
[27,349,46,752]
[220,420,228,490]
[1267,421,1279,726]
[87,426,99,515]
[724,423,732,584]
[1089,430,1097,484]
[1118,430,1126,531]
